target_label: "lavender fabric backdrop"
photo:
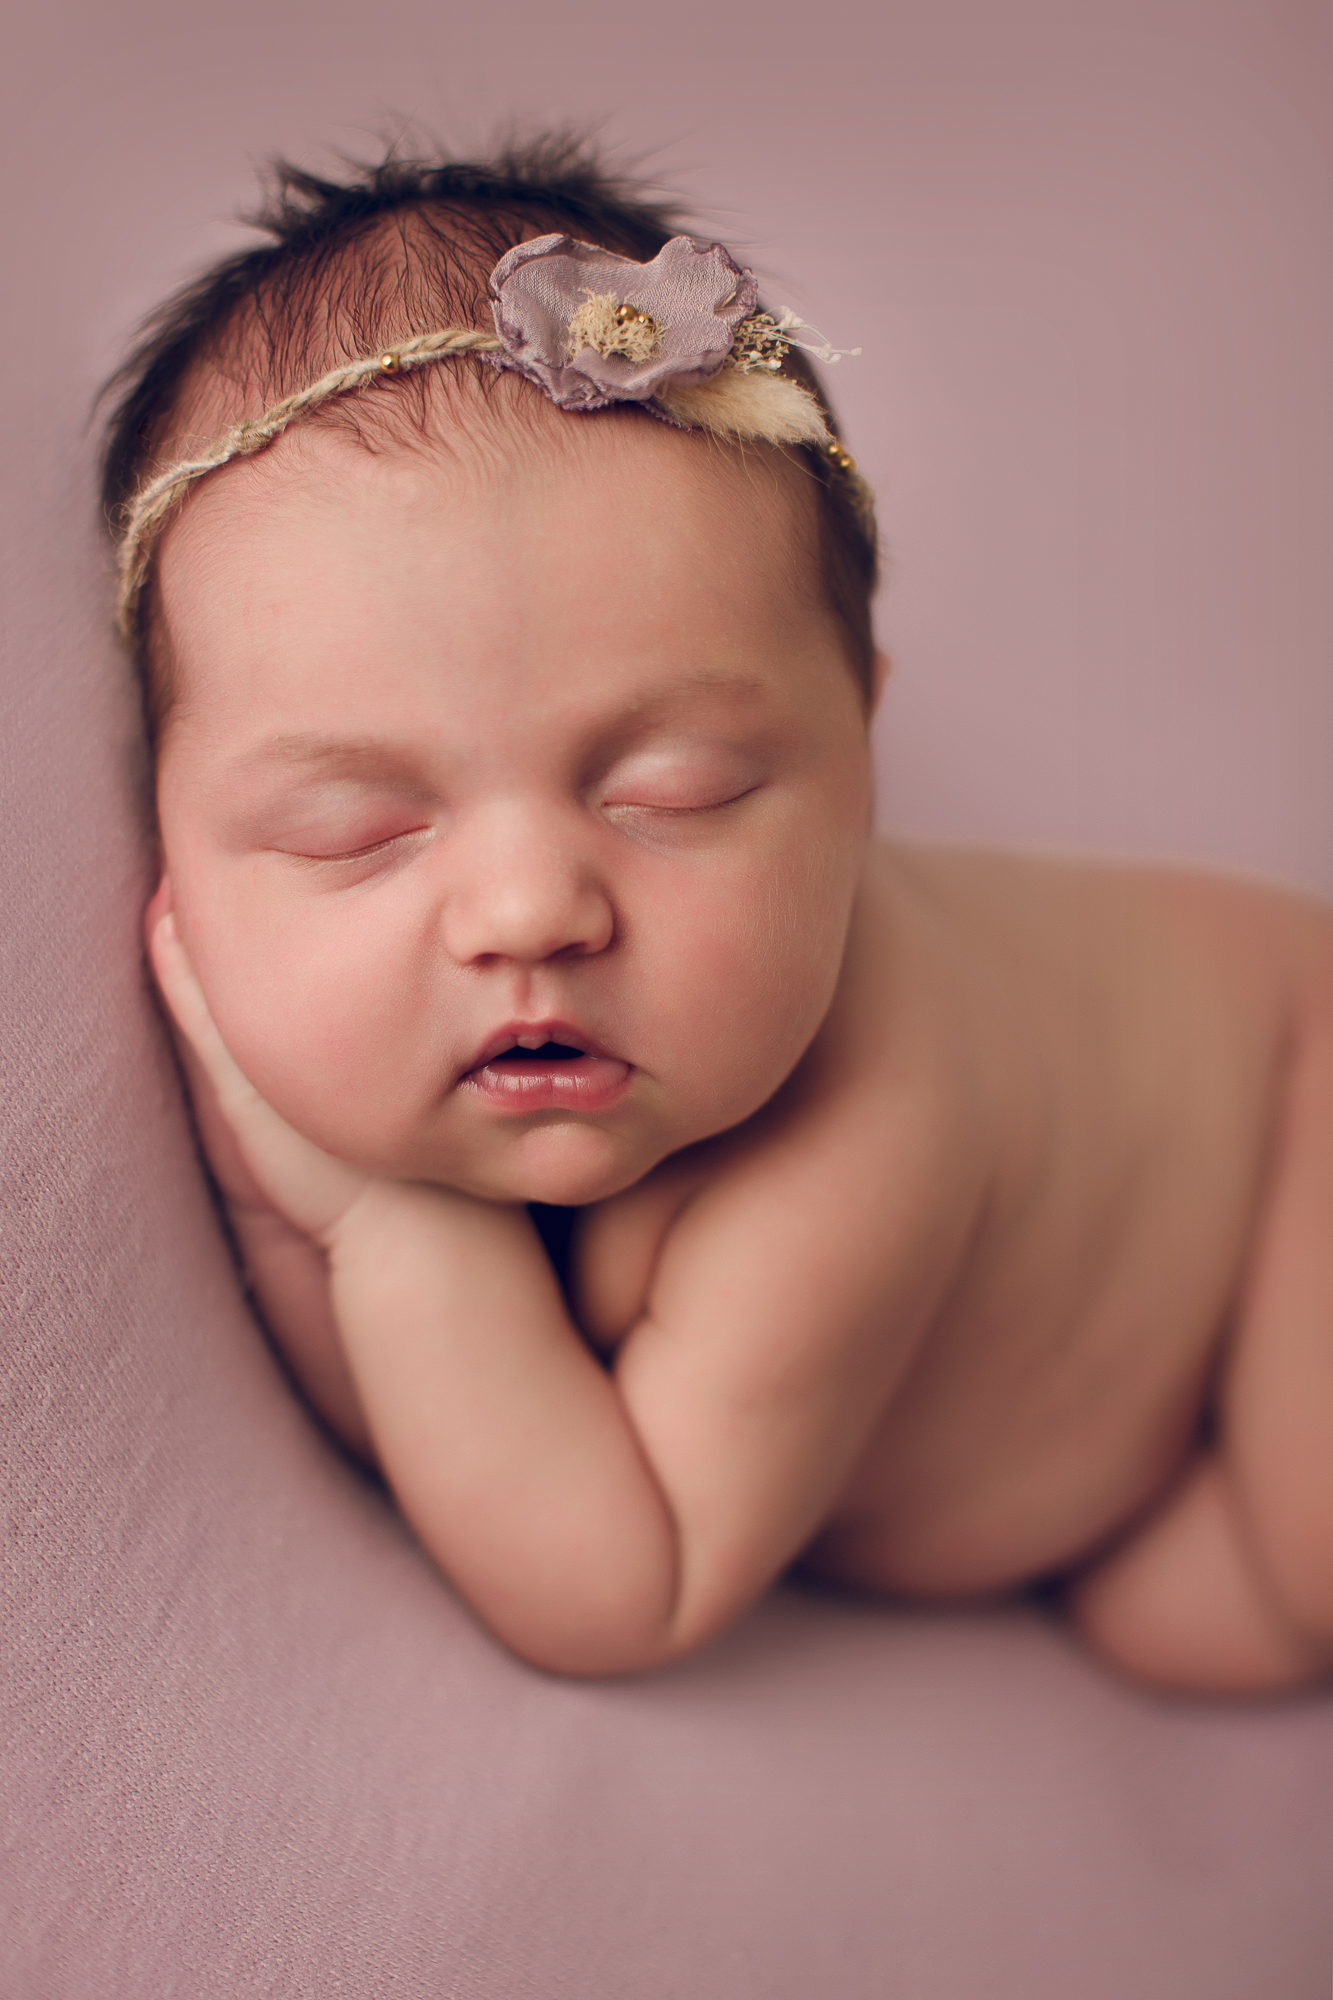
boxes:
[5,3,1333,1995]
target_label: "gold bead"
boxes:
[379,353,402,374]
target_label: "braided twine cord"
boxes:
[114,318,873,644]
[114,326,502,642]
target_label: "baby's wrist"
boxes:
[320,1174,523,1264]
[319,1174,411,1259]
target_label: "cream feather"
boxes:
[654,370,832,447]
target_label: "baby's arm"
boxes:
[337,1161,956,1674]
[230,1209,374,1460]
[151,915,964,1676]
[339,1121,965,1676]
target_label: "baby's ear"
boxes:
[144,875,174,948]
[870,649,892,716]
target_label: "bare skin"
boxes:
[145,381,1333,1685]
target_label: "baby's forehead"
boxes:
[166,366,823,601]
[152,433,830,816]
[154,400,842,765]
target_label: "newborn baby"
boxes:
[106,142,1333,1686]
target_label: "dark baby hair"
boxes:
[99,134,879,744]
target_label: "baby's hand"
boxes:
[148,909,370,1246]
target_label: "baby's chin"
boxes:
[398,1117,667,1210]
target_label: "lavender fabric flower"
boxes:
[487,234,759,410]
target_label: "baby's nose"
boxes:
[440,806,615,966]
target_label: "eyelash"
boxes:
[290,828,429,866]
[604,788,756,818]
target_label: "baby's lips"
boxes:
[466,1050,632,1115]
[454,1018,633,1115]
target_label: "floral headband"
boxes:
[114,232,865,641]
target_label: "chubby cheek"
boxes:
[178,873,438,1165]
[638,829,856,1129]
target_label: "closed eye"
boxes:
[596,738,766,820]
[285,825,433,865]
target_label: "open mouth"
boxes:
[464,1032,632,1113]
[493,1038,586,1066]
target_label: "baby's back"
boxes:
[807,843,1333,1596]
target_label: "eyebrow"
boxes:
[230,736,426,782]
[229,674,774,780]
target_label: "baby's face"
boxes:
[155,398,876,1204]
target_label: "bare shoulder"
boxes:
[879,841,1333,1020]
[862,843,1333,1292]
